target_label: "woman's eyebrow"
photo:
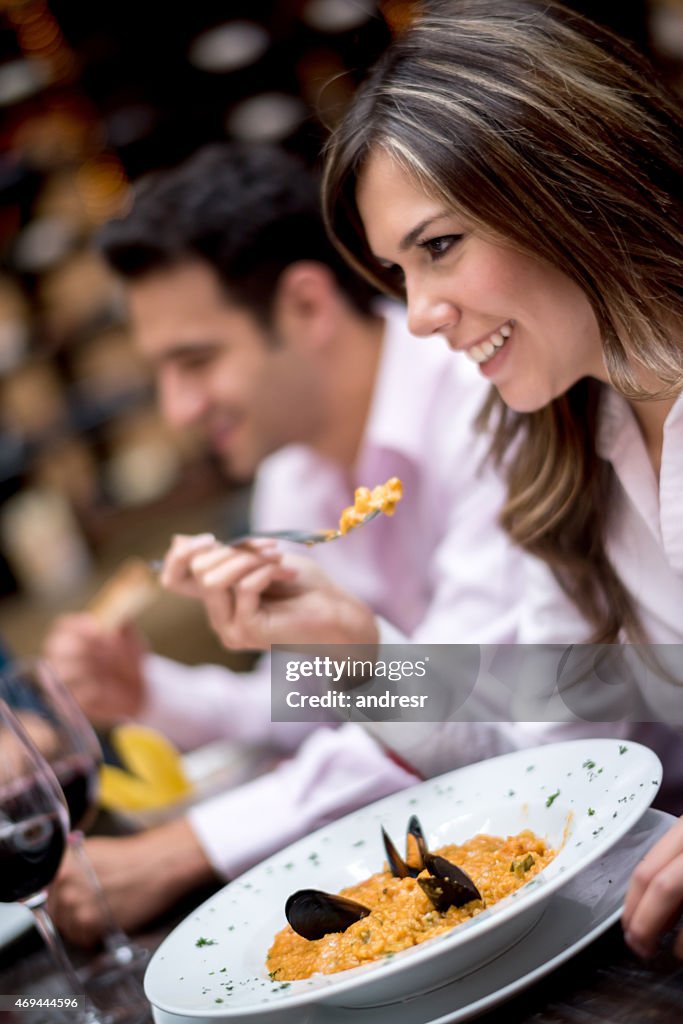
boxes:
[399,212,451,251]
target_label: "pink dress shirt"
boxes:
[138,302,524,875]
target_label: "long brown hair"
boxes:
[322,0,683,641]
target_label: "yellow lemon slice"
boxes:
[99,725,193,812]
[111,724,192,793]
[98,764,180,811]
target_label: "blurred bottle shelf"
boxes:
[0,0,678,614]
[1,478,253,668]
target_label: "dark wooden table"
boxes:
[0,882,222,1024]
[476,924,683,1023]
[1,910,682,1024]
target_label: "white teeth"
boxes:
[464,321,513,365]
[467,344,487,363]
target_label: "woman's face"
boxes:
[356,149,607,412]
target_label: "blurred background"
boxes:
[0,0,681,658]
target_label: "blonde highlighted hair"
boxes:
[322,0,683,641]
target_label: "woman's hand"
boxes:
[622,816,683,959]
[160,536,379,650]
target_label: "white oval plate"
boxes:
[144,738,661,1020]
[149,809,674,1024]
[0,902,33,949]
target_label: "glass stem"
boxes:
[26,893,106,1024]
[69,831,135,963]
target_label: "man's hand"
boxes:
[161,537,379,650]
[623,816,683,960]
[43,614,148,728]
[47,819,217,946]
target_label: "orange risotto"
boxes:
[268,829,555,980]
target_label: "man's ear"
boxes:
[273,261,340,350]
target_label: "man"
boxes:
[45,144,521,944]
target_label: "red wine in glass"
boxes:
[0,779,66,901]
[0,697,119,1024]
[0,659,150,1009]
[53,753,100,833]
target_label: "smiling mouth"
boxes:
[209,415,242,450]
[464,321,514,365]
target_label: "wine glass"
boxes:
[0,696,118,1024]
[0,660,149,995]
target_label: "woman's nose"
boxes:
[406,284,460,338]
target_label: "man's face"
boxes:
[128,261,319,480]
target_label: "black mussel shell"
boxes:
[406,815,428,872]
[382,827,413,878]
[418,853,482,912]
[383,815,428,878]
[285,889,371,941]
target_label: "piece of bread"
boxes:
[86,557,159,630]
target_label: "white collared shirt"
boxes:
[515,386,683,811]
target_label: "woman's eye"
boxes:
[380,262,405,286]
[420,235,463,260]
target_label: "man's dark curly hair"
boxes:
[98,143,378,325]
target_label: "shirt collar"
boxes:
[596,385,683,462]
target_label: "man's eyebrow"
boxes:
[163,341,218,357]
[399,212,451,251]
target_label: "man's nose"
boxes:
[159,376,206,428]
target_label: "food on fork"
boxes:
[86,557,159,630]
[267,815,555,979]
[338,477,403,535]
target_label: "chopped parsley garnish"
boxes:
[545,789,560,807]
[582,759,596,770]
[510,853,535,876]
[619,745,628,754]
[195,937,217,947]
[588,807,596,816]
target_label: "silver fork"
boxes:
[150,509,381,571]
[216,509,382,547]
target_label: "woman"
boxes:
[322,0,683,961]
[163,1,683,957]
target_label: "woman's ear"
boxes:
[273,261,340,350]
